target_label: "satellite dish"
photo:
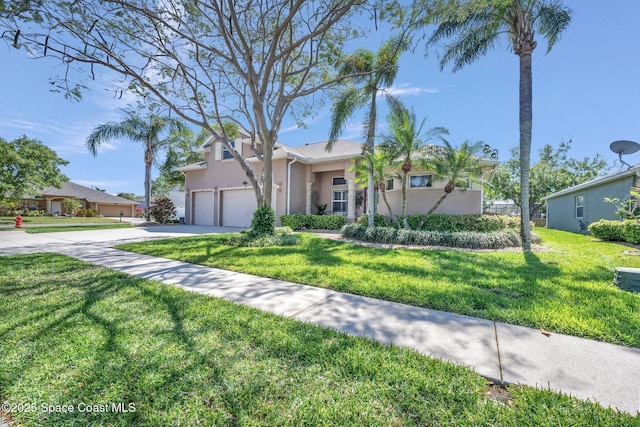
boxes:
[610,140,640,155]
[610,140,640,169]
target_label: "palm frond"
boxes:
[327,86,368,150]
[535,1,572,53]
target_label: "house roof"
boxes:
[269,139,364,163]
[181,136,497,170]
[176,161,207,172]
[38,182,139,205]
[543,164,640,201]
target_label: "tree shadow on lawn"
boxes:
[1,254,499,426]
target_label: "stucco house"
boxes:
[22,181,139,217]
[543,165,640,234]
[178,131,497,227]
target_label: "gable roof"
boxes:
[543,165,640,201]
[39,182,138,205]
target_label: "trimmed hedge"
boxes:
[588,219,640,244]
[76,208,99,217]
[342,224,540,250]
[357,213,521,233]
[280,214,346,230]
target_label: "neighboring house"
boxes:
[178,131,497,227]
[543,165,640,234]
[22,181,139,217]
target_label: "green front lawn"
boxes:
[119,228,640,347]
[0,254,635,426]
[24,223,134,233]
[0,216,122,225]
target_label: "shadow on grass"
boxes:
[0,254,495,426]
[117,233,640,346]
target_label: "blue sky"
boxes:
[1,0,639,196]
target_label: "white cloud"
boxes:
[383,84,440,97]
[280,124,301,133]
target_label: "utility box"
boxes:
[613,267,640,292]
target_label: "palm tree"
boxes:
[86,112,184,221]
[380,107,448,229]
[328,36,408,227]
[423,140,483,217]
[428,0,571,250]
[349,151,402,228]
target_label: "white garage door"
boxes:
[222,189,256,227]
[193,191,214,225]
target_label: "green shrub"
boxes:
[623,221,640,244]
[406,213,520,232]
[0,200,20,216]
[357,213,392,227]
[588,220,625,242]
[250,206,276,236]
[341,224,537,250]
[25,209,46,217]
[76,208,99,217]
[228,228,300,247]
[280,214,310,230]
[311,214,345,230]
[280,214,345,230]
[356,213,520,232]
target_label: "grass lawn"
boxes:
[0,253,635,426]
[119,228,640,348]
[23,223,134,233]
[0,216,122,225]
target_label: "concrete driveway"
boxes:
[0,224,241,256]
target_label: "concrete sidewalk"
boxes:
[1,227,639,415]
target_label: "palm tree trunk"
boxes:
[381,188,401,228]
[144,161,152,221]
[425,189,449,217]
[401,171,409,229]
[144,142,153,221]
[366,94,377,227]
[519,51,533,251]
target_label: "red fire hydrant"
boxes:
[15,215,23,228]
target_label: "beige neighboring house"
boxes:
[22,181,138,217]
[178,131,498,227]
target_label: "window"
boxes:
[332,190,348,213]
[222,140,235,160]
[576,195,584,218]
[332,177,347,186]
[409,175,432,188]
[386,179,394,190]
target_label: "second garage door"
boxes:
[222,189,256,227]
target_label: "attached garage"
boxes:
[97,204,135,217]
[221,189,256,227]
[193,191,215,225]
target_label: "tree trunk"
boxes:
[366,94,377,227]
[262,137,273,209]
[144,142,153,221]
[401,170,409,229]
[425,187,450,217]
[144,160,152,221]
[380,187,401,228]
[519,51,533,251]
